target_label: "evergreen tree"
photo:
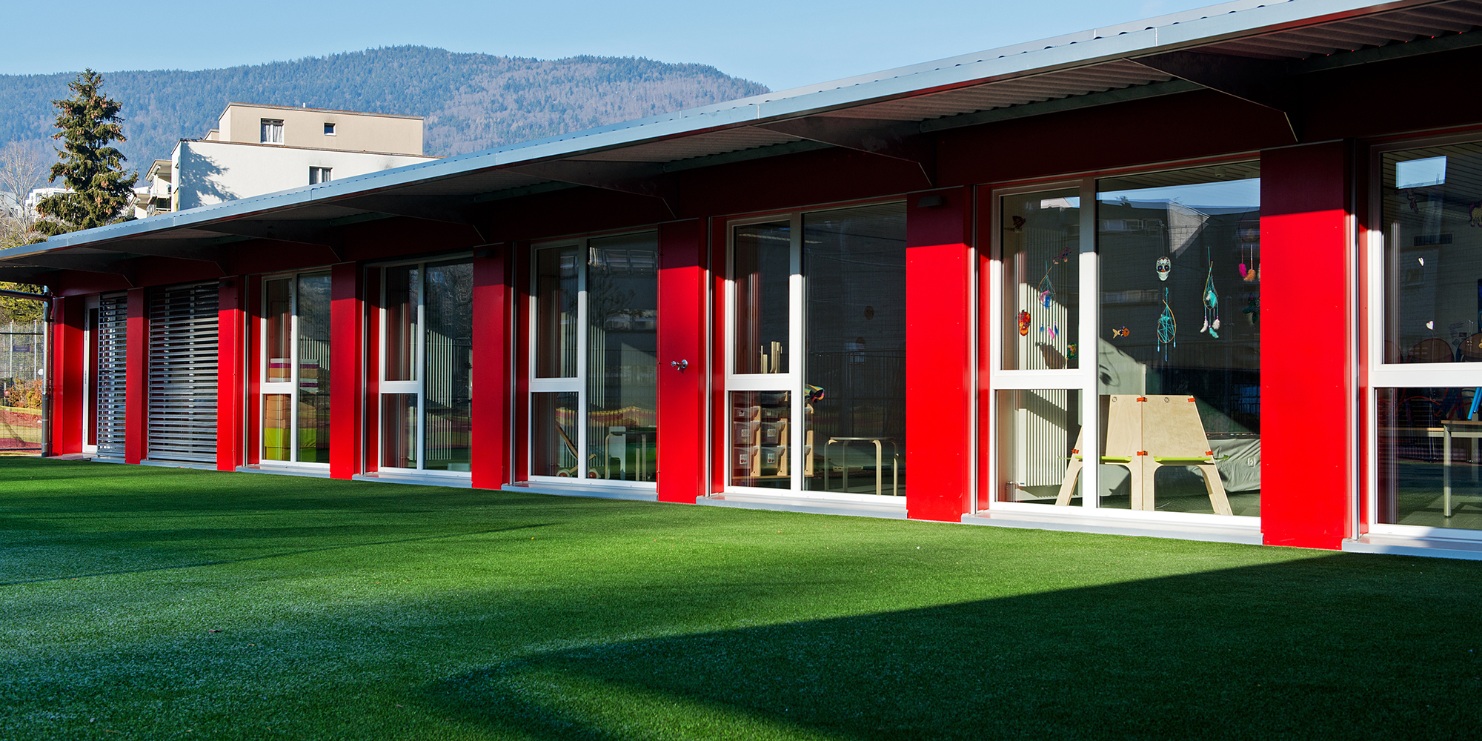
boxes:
[34,70,135,235]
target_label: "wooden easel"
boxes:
[1056,394,1232,515]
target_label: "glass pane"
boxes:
[729,390,792,489]
[264,278,291,383]
[1381,145,1482,363]
[586,234,658,482]
[1002,189,1080,370]
[296,273,331,463]
[380,393,417,469]
[535,246,579,378]
[1378,387,1482,529]
[1096,163,1261,516]
[996,389,1080,506]
[262,393,290,462]
[532,391,580,477]
[424,261,473,472]
[733,221,791,375]
[803,204,906,495]
[383,265,419,382]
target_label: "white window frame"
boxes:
[323,122,336,136]
[260,119,284,145]
[309,167,332,185]
[377,255,472,478]
[259,271,330,470]
[1365,135,1482,542]
[527,234,657,489]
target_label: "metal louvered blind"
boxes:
[95,294,128,460]
[147,283,219,463]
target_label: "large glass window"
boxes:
[1002,189,1080,371]
[727,203,907,496]
[530,233,657,483]
[260,272,331,465]
[379,258,473,473]
[1372,141,1482,533]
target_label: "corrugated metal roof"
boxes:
[8,0,1482,275]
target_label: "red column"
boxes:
[657,219,707,504]
[329,262,363,479]
[471,248,511,490]
[1260,142,1352,549]
[216,279,245,471]
[48,296,85,455]
[905,187,976,521]
[124,287,148,464]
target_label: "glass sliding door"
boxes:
[259,272,331,466]
[1370,140,1482,534]
[378,258,473,474]
[529,233,658,483]
[987,164,1260,522]
[726,203,907,496]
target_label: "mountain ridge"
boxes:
[0,46,770,172]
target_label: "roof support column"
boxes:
[124,288,148,464]
[1259,142,1353,549]
[656,219,707,503]
[471,248,511,490]
[330,262,363,480]
[216,279,246,471]
[905,187,976,521]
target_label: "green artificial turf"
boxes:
[2,458,1481,739]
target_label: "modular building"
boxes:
[10,0,1482,558]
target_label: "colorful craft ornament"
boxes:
[1067,343,1078,362]
[1017,310,1031,336]
[1156,287,1177,359]
[1156,256,1172,282]
[1112,326,1130,339]
[1200,261,1220,338]
[1037,262,1055,308]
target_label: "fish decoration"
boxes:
[1112,327,1130,339]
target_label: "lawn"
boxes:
[1,458,1480,739]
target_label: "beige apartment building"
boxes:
[140,103,436,216]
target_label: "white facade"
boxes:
[168,141,435,211]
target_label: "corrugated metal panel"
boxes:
[147,283,219,463]
[1206,0,1482,58]
[94,294,127,461]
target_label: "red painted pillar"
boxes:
[124,287,148,464]
[329,262,363,480]
[48,296,85,455]
[905,187,976,521]
[657,219,707,504]
[216,279,245,471]
[1260,142,1352,549]
[471,248,511,490]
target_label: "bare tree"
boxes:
[0,140,50,248]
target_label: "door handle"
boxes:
[670,359,689,372]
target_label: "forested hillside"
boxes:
[0,46,768,169]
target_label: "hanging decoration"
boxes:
[1471,200,1482,228]
[1155,256,1172,282]
[1243,296,1259,326]
[1156,287,1177,359]
[1200,261,1221,338]
[1017,310,1031,336]
[1067,343,1078,362]
[1037,261,1059,340]
[1112,326,1130,339]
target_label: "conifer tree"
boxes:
[34,70,136,235]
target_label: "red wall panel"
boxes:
[471,248,511,490]
[656,219,707,504]
[330,263,363,479]
[1259,142,1352,549]
[48,296,85,455]
[216,279,245,471]
[905,187,976,522]
[124,288,147,464]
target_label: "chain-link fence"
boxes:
[0,319,44,452]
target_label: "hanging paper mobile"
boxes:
[1156,256,1172,282]
[1037,261,1059,340]
[1156,287,1177,360]
[1017,310,1031,336]
[1200,261,1221,339]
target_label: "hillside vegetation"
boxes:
[0,46,769,168]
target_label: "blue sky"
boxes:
[3,0,1220,89]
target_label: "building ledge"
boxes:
[236,465,331,479]
[698,491,908,519]
[503,482,658,502]
[962,509,1263,546]
[1344,533,1482,561]
[352,472,471,489]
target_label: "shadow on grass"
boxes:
[431,554,1482,739]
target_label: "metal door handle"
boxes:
[670,359,689,371]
